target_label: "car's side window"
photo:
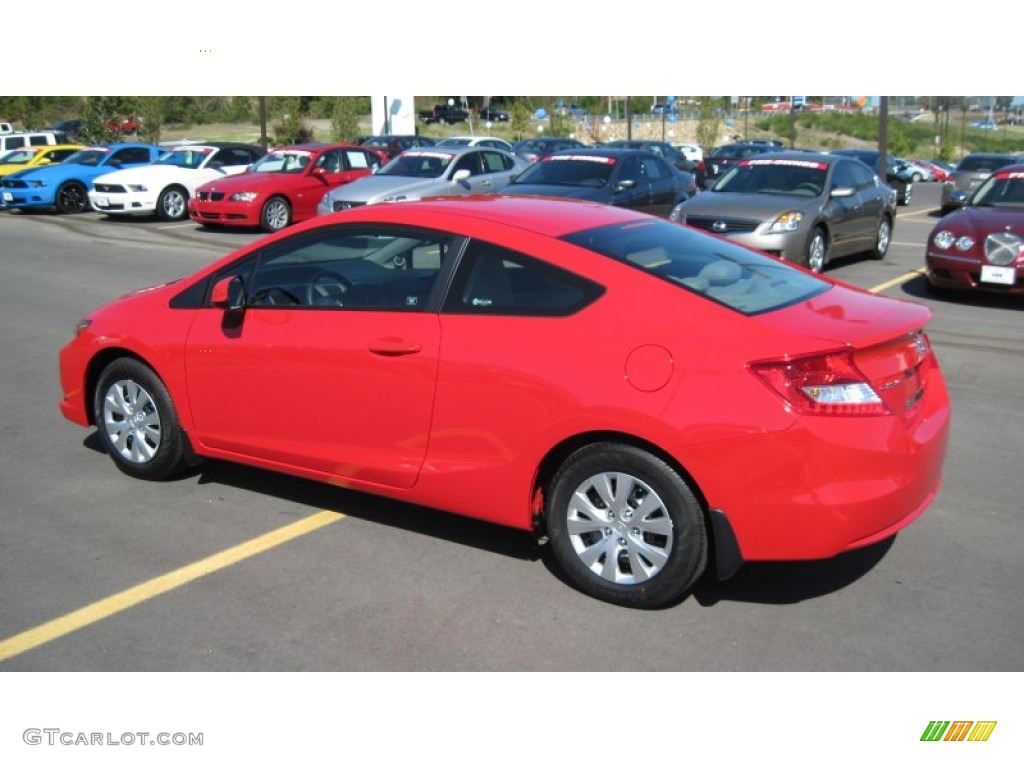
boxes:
[243,227,451,311]
[443,240,604,317]
[452,153,480,177]
[618,157,641,185]
[831,161,856,189]
[344,150,371,170]
[641,156,668,180]
[847,161,876,188]
[112,147,153,165]
[480,151,510,174]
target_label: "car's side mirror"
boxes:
[312,167,328,180]
[615,179,637,191]
[211,275,245,311]
[830,186,856,198]
[452,169,471,183]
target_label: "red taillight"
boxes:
[750,350,887,416]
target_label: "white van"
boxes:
[0,122,14,135]
[0,131,66,153]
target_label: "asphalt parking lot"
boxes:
[0,183,1021,671]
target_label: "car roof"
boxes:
[331,194,643,238]
[398,145,507,157]
[735,150,834,166]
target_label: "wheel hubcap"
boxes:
[808,235,826,272]
[878,222,890,253]
[566,472,674,585]
[102,379,161,464]
[164,191,185,218]
[266,202,288,230]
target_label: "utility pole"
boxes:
[878,96,889,178]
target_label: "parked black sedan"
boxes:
[604,139,706,185]
[501,147,697,217]
[510,137,587,163]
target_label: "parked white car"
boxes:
[88,142,265,221]
[671,142,704,163]
[436,136,514,152]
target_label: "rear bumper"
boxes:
[685,365,951,562]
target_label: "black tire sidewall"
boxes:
[93,358,185,480]
[546,443,707,608]
[57,181,86,214]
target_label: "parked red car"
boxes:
[926,164,1024,294]
[913,159,950,183]
[188,143,386,232]
[60,196,950,608]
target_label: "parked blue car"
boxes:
[1,143,164,213]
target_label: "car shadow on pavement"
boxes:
[194,458,542,562]
[690,536,894,607]
[899,273,1023,310]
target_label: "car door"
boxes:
[610,156,651,211]
[640,155,679,216]
[825,160,870,256]
[183,225,451,488]
[845,159,886,249]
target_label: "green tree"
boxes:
[268,96,308,144]
[80,96,141,143]
[696,98,720,149]
[510,101,531,141]
[136,97,167,144]
[330,97,362,143]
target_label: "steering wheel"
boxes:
[306,270,353,307]
[795,182,820,195]
[249,286,302,306]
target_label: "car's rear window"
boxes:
[957,155,1018,173]
[561,218,829,315]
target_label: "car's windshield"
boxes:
[436,138,472,147]
[154,147,214,169]
[511,155,616,187]
[378,151,454,178]
[713,158,827,196]
[957,155,1017,173]
[250,151,311,174]
[0,149,36,164]
[562,218,828,315]
[63,149,110,166]
[970,170,1024,208]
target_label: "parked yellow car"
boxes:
[0,144,84,179]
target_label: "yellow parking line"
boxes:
[156,223,196,230]
[869,268,927,294]
[0,510,342,663]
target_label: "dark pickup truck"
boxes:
[418,105,470,124]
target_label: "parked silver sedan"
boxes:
[670,152,897,272]
[317,145,528,214]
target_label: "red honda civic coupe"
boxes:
[59,196,951,608]
[188,143,386,233]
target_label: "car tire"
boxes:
[93,358,187,481]
[805,227,828,273]
[545,442,707,609]
[911,172,923,183]
[260,196,291,233]
[55,181,88,214]
[871,216,892,260]
[157,185,188,222]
